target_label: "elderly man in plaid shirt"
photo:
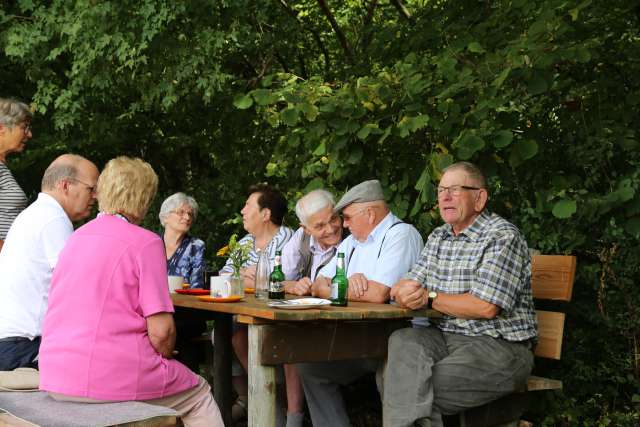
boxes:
[383,161,537,427]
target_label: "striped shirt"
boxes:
[405,211,537,342]
[219,226,294,274]
[0,162,27,240]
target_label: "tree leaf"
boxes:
[517,139,539,159]
[552,199,577,219]
[528,75,548,95]
[493,130,514,148]
[456,134,485,160]
[312,141,326,156]
[233,94,253,109]
[281,107,299,126]
[467,42,485,53]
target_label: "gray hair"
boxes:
[159,192,199,226]
[295,189,335,226]
[0,98,33,127]
[41,154,86,191]
[442,161,487,189]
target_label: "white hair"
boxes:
[159,192,199,226]
[295,189,335,226]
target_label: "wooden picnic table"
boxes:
[171,293,438,427]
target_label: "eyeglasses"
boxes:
[21,122,32,133]
[341,208,368,222]
[172,209,195,218]
[69,178,96,194]
[437,185,482,197]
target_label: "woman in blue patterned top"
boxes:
[159,192,205,288]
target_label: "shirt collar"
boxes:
[440,210,491,241]
[309,235,339,255]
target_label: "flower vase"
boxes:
[230,274,244,298]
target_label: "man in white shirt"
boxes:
[299,179,424,427]
[0,154,99,371]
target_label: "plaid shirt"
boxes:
[405,211,537,342]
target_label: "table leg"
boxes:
[248,324,277,427]
[212,313,232,427]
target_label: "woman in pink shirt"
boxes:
[39,157,222,427]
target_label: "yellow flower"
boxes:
[217,245,230,257]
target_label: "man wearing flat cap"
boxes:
[298,179,424,427]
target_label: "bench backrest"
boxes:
[531,255,577,360]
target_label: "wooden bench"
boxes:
[0,391,181,427]
[458,255,577,427]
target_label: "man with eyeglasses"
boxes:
[0,154,99,371]
[297,179,423,427]
[382,161,537,427]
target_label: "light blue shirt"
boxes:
[318,212,424,287]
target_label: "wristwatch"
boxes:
[427,290,438,309]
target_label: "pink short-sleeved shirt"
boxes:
[39,215,198,401]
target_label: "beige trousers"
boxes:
[50,376,224,427]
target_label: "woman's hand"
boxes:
[146,312,176,358]
[240,264,257,288]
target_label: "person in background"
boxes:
[0,154,98,370]
[279,188,344,427]
[221,183,293,422]
[160,192,205,289]
[383,162,536,427]
[39,157,223,427]
[0,98,33,252]
[298,179,424,427]
[159,192,207,371]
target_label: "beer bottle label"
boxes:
[270,280,283,293]
[330,282,339,299]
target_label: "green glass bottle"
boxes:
[268,250,285,300]
[330,252,348,307]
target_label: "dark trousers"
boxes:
[174,312,207,372]
[0,336,41,371]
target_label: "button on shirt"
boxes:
[281,227,338,281]
[405,211,537,342]
[319,212,424,287]
[0,193,74,340]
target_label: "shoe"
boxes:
[232,396,248,422]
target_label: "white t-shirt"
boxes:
[0,193,73,339]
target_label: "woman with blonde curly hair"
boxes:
[39,157,222,427]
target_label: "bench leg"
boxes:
[248,324,277,427]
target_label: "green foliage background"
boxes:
[1,0,639,424]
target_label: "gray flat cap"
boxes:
[334,179,385,212]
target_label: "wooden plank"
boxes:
[172,294,438,322]
[526,375,562,391]
[531,255,576,301]
[534,310,565,360]
[248,325,277,427]
[257,320,410,364]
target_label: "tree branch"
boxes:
[360,0,379,53]
[316,0,354,63]
[390,0,413,22]
[276,0,331,73]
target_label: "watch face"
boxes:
[428,291,438,299]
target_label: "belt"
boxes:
[0,336,32,343]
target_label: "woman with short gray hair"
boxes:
[159,192,205,289]
[0,98,33,251]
